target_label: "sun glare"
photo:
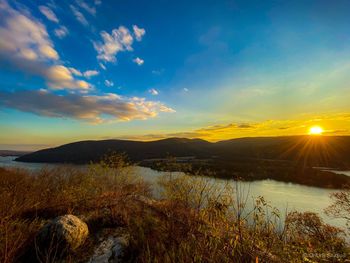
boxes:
[309,126,324,135]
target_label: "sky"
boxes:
[0,0,350,150]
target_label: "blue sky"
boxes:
[1,0,350,150]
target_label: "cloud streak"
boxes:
[149,88,159,95]
[70,5,88,26]
[69,68,99,78]
[116,113,350,141]
[104,80,114,87]
[54,26,69,38]
[0,90,175,124]
[76,0,96,16]
[39,5,59,23]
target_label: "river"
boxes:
[0,156,348,229]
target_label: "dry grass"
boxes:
[128,171,349,263]
[0,154,150,263]
[0,155,349,262]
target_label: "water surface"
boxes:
[1,156,348,229]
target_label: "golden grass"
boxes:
[0,155,349,262]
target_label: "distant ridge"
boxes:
[0,150,31,157]
[15,136,350,169]
[15,138,212,164]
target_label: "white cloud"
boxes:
[39,5,59,23]
[104,80,114,87]
[46,65,90,90]
[94,0,102,5]
[149,88,159,95]
[83,70,99,78]
[133,57,144,66]
[76,0,96,16]
[54,25,69,38]
[0,90,175,123]
[93,26,134,62]
[70,5,88,26]
[69,68,99,78]
[0,2,91,91]
[184,88,189,92]
[132,25,145,41]
[0,2,59,61]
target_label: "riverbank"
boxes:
[140,157,350,189]
[0,155,348,229]
[0,160,349,262]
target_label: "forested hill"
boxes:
[15,136,350,169]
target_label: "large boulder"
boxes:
[36,214,89,255]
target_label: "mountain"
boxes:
[214,136,350,168]
[14,136,350,188]
[16,136,350,168]
[15,138,212,164]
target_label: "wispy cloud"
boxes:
[39,5,59,23]
[69,67,98,78]
[69,67,83,76]
[70,5,88,26]
[83,70,99,78]
[133,57,144,66]
[39,5,69,39]
[93,26,135,62]
[132,25,145,41]
[54,25,69,38]
[323,129,350,135]
[0,90,175,124]
[148,88,159,95]
[104,80,114,87]
[99,63,106,70]
[76,0,96,16]
[116,113,350,141]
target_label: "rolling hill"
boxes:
[14,136,350,188]
[15,136,350,168]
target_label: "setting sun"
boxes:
[309,126,324,135]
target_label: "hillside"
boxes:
[15,138,212,163]
[16,136,350,168]
[214,136,350,168]
[14,136,350,188]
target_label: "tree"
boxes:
[325,185,350,232]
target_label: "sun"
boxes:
[309,126,324,135]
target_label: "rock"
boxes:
[88,234,130,263]
[36,214,89,255]
[111,235,130,262]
